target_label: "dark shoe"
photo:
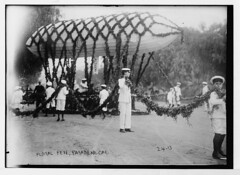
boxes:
[44,114,48,117]
[53,114,55,117]
[33,113,38,118]
[61,119,65,121]
[212,152,227,160]
[57,118,60,121]
[119,129,125,133]
[125,128,134,132]
[219,150,227,157]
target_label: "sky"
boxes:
[58,6,227,30]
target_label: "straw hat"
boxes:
[121,68,130,72]
[101,84,107,88]
[14,86,21,90]
[210,76,225,84]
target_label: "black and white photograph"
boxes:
[4,4,235,170]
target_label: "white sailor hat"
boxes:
[61,80,67,84]
[101,84,107,88]
[121,68,130,72]
[210,76,225,84]
[202,82,207,85]
[177,82,181,85]
[47,82,52,86]
[82,78,87,81]
[15,86,21,90]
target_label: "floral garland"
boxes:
[134,87,225,120]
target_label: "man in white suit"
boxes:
[118,68,133,133]
[99,84,109,119]
[174,82,182,106]
[202,81,209,111]
[56,80,69,121]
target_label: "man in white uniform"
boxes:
[118,68,133,133]
[56,80,69,121]
[79,78,88,93]
[167,88,174,107]
[45,82,55,117]
[202,81,209,111]
[11,86,25,111]
[174,82,182,106]
[208,76,226,160]
[202,82,209,94]
[99,84,109,119]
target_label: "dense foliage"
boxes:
[139,23,227,97]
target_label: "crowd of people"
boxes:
[10,70,226,160]
[10,77,112,119]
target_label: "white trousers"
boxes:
[46,99,56,109]
[119,102,131,129]
[175,96,181,105]
[211,118,226,135]
[56,99,66,111]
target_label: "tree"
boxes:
[140,23,227,97]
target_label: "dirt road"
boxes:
[6,103,227,166]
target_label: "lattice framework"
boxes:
[26,12,183,87]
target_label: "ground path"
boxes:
[6,102,227,166]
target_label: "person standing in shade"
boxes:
[45,82,56,117]
[56,80,69,121]
[118,68,133,133]
[202,81,209,111]
[174,82,182,106]
[167,88,174,107]
[33,81,46,109]
[99,84,109,119]
[11,86,25,112]
[53,78,58,89]
[79,78,88,93]
[208,76,226,160]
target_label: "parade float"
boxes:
[17,10,226,120]
[24,12,186,117]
